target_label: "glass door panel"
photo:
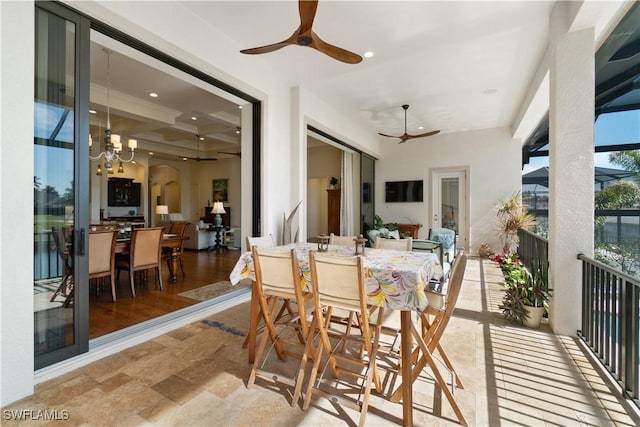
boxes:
[361,154,375,237]
[431,170,467,250]
[34,4,90,366]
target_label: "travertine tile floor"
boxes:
[4,258,639,426]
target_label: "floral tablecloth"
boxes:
[229,242,443,312]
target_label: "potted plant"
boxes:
[495,191,536,255]
[329,176,339,189]
[365,214,403,245]
[496,254,551,328]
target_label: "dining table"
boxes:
[115,233,188,283]
[229,242,443,426]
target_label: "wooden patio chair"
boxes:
[299,252,384,427]
[390,250,468,426]
[115,227,164,297]
[89,229,118,302]
[50,226,74,306]
[374,235,413,251]
[328,233,357,247]
[242,233,284,350]
[247,247,313,407]
[245,234,275,251]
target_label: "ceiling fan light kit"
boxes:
[240,0,362,64]
[379,104,440,144]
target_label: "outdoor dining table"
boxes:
[229,241,443,426]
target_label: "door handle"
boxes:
[76,228,86,256]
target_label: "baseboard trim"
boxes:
[34,287,250,385]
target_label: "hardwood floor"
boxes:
[89,248,243,339]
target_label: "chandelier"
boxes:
[90,48,136,175]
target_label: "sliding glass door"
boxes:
[361,154,375,236]
[34,2,90,369]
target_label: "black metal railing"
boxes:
[578,253,640,409]
[34,230,63,281]
[517,228,549,289]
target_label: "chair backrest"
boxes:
[252,247,302,300]
[246,234,275,251]
[169,221,189,237]
[309,252,367,314]
[329,233,357,247]
[89,230,117,275]
[428,227,456,261]
[374,236,413,251]
[412,239,444,265]
[130,227,164,268]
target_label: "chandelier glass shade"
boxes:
[90,48,136,175]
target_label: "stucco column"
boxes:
[548,23,595,335]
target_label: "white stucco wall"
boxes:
[1,1,35,407]
[376,127,522,255]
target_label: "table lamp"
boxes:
[212,202,226,227]
[156,205,169,222]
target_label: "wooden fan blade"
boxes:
[186,157,217,162]
[217,151,241,158]
[378,132,402,139]
[312,32,362,64]
[299,0,318,33]
[240,39,294,55]
[404,130,441,139]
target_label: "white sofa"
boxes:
[184,222,216,250]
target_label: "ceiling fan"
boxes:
[378,105,440,144]
[240,0,362,64]
[217,151,241,158]
[184,135,217,162]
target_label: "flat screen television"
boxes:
[385,180,423,202]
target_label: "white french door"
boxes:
[431,169,468,251]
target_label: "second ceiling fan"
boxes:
[379,105,440,144]
[240,0,362,64]
[184,134,217,162]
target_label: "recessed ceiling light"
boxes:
[199,136,205,141]
[364,51,374,58]
[149,152,154,155]
[238,105,243,109]
[483,88,497,95]
[89,109,97,114]
[182,157,188,161]
[149,92,159,98]
[418,126,425,130]
[191,116,197,120]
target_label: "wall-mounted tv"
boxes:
[385,180,424,203]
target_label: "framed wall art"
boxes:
[212,179,228,202]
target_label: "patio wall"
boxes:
[376,126,522,255]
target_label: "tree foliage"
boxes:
[609,150,640,184]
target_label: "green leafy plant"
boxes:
[498,256,551,324]
[496,191,536,255]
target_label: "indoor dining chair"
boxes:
[163,221,189,279]
[247,247,314,406]
[299,252,384,427]
[374,235,413,251]
[115,227,164,298]
[89,229,118,302]
[328,233,357,247]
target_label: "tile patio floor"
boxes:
[3,257,639,426]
